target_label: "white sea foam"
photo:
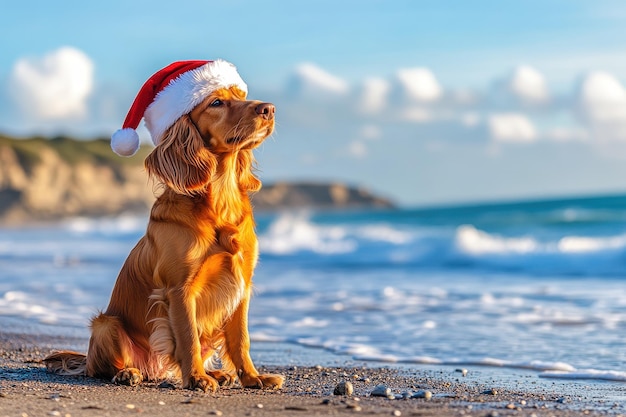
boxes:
[475,359,576,372]
[291,316,329,328]
[0,290,87,327]
[557,234,626,253]
[356,224,413,244]
[455,225,538,254]
[540,369,626,381]
[249,332,288,343]
[456,225,626,257]
[63,214,147,235]
[350,350,576,372]
[258,212,356,254]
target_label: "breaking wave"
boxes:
[257,211,626,276]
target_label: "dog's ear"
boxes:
[145,114,217,195]
[237,149,262,192]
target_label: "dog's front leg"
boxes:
[169,286,218,392]
[223,289,284,389]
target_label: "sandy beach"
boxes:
[1,332,624,417]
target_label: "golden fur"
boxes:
[44,86,284,391]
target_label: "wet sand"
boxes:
[1,332,624,417]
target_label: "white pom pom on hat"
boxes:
[111,59,248,157]
[111,128,140,157]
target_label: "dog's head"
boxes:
[145,86,274,195]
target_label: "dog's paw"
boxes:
[240,373,285,390]
[207,370,236,387]
[112,368,143,387]
[186,374,219,392]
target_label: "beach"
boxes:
[3,201,626,416]
[1,332,624,417]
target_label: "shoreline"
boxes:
[1,332,624,416]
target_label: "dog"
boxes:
[44,68,284,392]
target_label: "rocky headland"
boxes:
[0,135,394,224]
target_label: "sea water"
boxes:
[2,194,626,382]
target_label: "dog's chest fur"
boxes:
[198,155,252,317]
[210,153,246,226]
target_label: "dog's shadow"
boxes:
[0,361,107,388]
[0,362,257,392]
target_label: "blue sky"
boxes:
[4,1,626,206]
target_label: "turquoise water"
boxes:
[2,193,626,381]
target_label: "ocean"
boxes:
[2,194,626,383]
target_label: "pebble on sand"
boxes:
[371,384,394,398]
[334,381,354,396]
[412,390,433,400]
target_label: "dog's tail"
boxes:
[43,350,87,376]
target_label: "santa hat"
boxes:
[111,59,248,156]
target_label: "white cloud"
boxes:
[577,71,626,124]
[289,63,349,96]
[545,126,589,142]
[488,113,537,143]
[347,140,368,158]
[396,67,442,102]
[360,124,382,140]
[359,77,390,113]
[401,107,434,123]
[10,47,94,119]
[461,112,481,127]
[276,62,617,148]
[575,71,626,141]
[508,65,549,104]
[452,89,479,105]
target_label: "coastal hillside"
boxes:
[253,181,393,211]
[0,135,394,223]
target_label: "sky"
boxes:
[3,1,626,207]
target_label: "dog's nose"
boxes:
[255,103,275,120]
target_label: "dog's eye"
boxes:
[210,99,223,107]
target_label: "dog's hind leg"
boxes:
[86,313,143,386]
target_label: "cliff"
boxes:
[0,136,394,223]
[253,181,394,210]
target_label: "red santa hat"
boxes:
[111,59,248,156]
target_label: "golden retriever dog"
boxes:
[44,83,284,392]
